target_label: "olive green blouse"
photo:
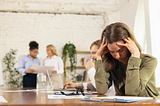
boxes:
[94,54,159,98]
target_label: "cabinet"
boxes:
[64,50,90,83]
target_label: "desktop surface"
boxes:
[0,88,160,106]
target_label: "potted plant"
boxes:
[3,49,23,88]
[62,42,77,82]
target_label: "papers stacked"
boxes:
[48,95,85,99]
[0,96,7,103]
[81,96,153,103]
[3,89,38,93]
[31,64,55,75]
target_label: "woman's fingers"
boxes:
[96,36,109,57]
[100,37,107,48]
[63,82,70,89]
[116,42,126,47]
[101,37,108,48]
[117,37,132,47]
[101,37,106,45]
[103,42,108,47]
[123,37,131,43]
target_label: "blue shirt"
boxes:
[18,54,40,75]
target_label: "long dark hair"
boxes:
[101,22,141,71]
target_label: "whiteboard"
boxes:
[0,61,3,85]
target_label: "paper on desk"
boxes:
[54,87,76,91]
[31,64,55,75]
[48,95,85,99]
[40,91,59,93]
[91,96,153,101]
[0,96,7,103]
[3,89,37,92]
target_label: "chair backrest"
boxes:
[82,70,87,81]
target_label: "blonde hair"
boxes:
[90,40,101,49]
[101,22,141,71]
[47,44,58,56]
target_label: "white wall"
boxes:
[149,0,160,87]
[0,12,105,63]
[119,0,139,30]
[0,0,120,84]
[119,0,160,87]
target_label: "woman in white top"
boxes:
[43,44,64,89]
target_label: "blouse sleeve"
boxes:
[88,67,96,88]
[57,57,64,74]
[94,60,112,94]
[18,56,26,76]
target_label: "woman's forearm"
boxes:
[94,60,111,94]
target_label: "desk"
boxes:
[0,88,160,106]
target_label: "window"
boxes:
[149,0,160,87]
[134,0,160,87]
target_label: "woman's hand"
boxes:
[85,60,94,71]
[25,69,35,73]
[52,70,57,74]
[63,82,77,89]
[96,37,109,60]
[117,37,140,58]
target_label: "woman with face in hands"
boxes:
[43,44,64,89]
[94,22,159,98]
[18,41,40,88]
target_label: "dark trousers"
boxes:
[23,74,37,88]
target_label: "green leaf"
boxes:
[3,48,23,88]
[62,42,77,80]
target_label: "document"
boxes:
[3,89,37,92]
[81,96,153,103]
[31,64,55,75]
[48,95,85,99]
[0,96,7,103]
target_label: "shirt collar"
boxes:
[47,55,57,59]
[27,54,37,59]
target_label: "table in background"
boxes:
[0,88,160,106]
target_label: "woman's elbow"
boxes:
[97,91,107,95]
[96,87,108,95]
[125,89,139,96]
[125,92,136,96]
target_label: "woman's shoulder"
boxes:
[20,55,29,59]
[140,54,157,64]
[56,56,63,60]
[141,54,157,60]
[43,56,48,61]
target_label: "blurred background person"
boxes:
[43,44,64,89]
[18,41,40,88]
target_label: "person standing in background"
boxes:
[18,41,40,88]
[43,44,64,89]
